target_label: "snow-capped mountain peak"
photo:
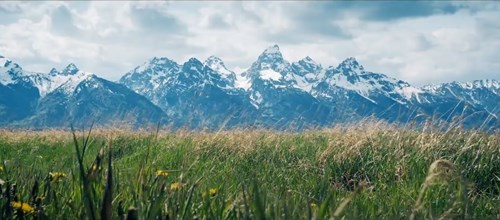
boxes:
[31,66,96,97]
[61,63,79,75]
[204,55,224,65]
[0,56,24,85]
[1,56,20,70]
[337,57,364,74]
[301,56,319,66]
[246,45,290,80]
[292,56,322,78]
[263,44,281,55]
[256,44,286,66]
[131,57,180,75]
[2,45,499,130]
[460,79,500,90]
[149,57,177,66]
[57,71,94,94]
[183,58,203,71]
[204,55,234,79]
[49,68,59,76]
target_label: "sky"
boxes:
[0,1,499,86]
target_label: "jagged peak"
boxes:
[205,55,223,64]
[186,57,202,65]
[0,56,22,71]
[182,57,204,72]
[149,57,177,65]
[255,44,285,67]
[61,63,79,75]
[205,56,230,68]
[204,55,234,78]
[298,56,320,67]
[49,68,59,76]
[204,55,230,70]
[337,57,364,72]
[459,79,500,90]
[1,55,12,65]
[303,56,314,62]
[263,44,280,55]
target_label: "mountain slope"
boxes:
[0,56,166,128]
[118,45,499,130]
[424,80,500,116]
[120,57,256,129]
[2,45,499,131]
[25,74,166,128]
[238,45,333,129]
[0,56,40,124]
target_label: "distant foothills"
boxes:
[1,45,499,131]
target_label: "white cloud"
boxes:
[0,1,499,85]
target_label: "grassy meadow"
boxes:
[0,125,499,219]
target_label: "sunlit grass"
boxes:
[0,125,498,219]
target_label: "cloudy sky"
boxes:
[0,1,499,86]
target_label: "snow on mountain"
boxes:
[235,74,251,90]
[397,86,424,102]
[28,63,96,97]
[336,57,364,75]
[424,79,500,94]
[260,69,282,81]
[245,45,289,80]
[120,56,248,108]
[57,71,95,95]
[291,56,322,78]
[0,55,24,85]
[242,44,324,94]
[0,55,99,97]
[61,63,79,75]
[204,56,235,80]
[120,57,182,102]
[0,55,166,128]
[422,79,500,117]
[311,57,425,106]
[462,79,500,91]
[2,45,499,130]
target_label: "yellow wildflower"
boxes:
[91,164,99,171]
[170,182,182,191]
[156,170,169,177]
[11,201,34,213]
[310,203,317,209]
[209,188,217,197]
[0,166,3,172]
[49,172,66,182]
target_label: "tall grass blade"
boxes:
[101,143,113,220]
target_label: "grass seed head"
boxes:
[425,159,456,184]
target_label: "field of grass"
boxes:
[0,125,499,219]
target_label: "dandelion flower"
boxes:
[170,182,182,191]
[310,203,317,209]
[49,172,66,182]
[156,170,169,177]
[11,201,34,213]
[209,188,217,197]
[91,164,100,172]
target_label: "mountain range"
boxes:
[1,45,499,131]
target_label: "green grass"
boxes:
[0,127,499,219]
